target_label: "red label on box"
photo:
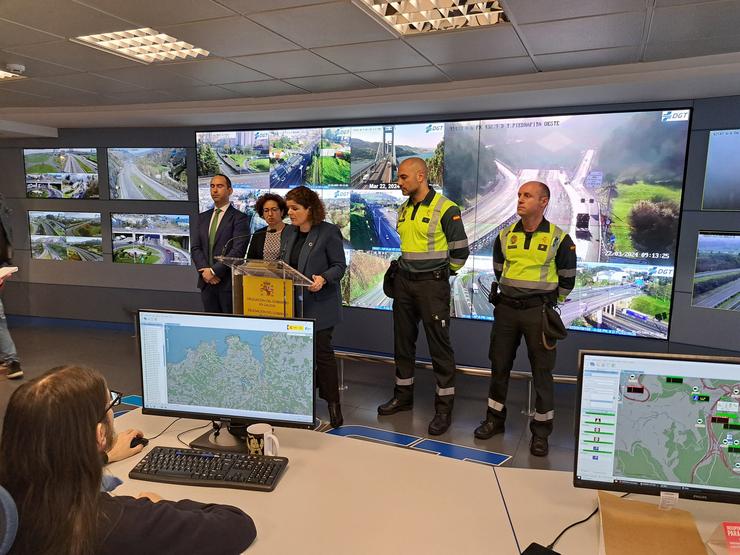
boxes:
[723,522,740,553]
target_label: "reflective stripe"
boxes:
[557,268,576,277]
[499,276,558,290]
[427,196,446,252]
[558,286,572,298]
[493,262,504,272]
[447,239,469,249]
[402,250,448,260]
[488,399,505,411]
[396,377,415,386]
[533,410,554,421]
[449,257,467,266]
[436,386,455,396]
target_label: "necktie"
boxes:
[208,208,222,264]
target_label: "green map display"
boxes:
[614,372,740,489]
[166,326,313,416]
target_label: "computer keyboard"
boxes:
[129,446,289,492]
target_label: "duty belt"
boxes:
[497,294,554,309]
[397,267,450,281]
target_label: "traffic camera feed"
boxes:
[28,211,102,262]
[692,232,740,312]
[702,129,740,210]
[111,214,191,266]
[197,109,690,339]
[24,148,99,199]
[108,148,188,200]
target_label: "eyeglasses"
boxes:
[262,207,282,213]
[100,390,122,422]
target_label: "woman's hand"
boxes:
[308,274,326,292]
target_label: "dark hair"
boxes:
[0,365,109,555]
[285,186,325,223]
[211,173,232,188]
[255,193,288,218]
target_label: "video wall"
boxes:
[197,109,691,340]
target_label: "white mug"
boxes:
[246,423,279,456]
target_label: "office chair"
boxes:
[0,485,18,555]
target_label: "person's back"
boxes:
[0,365,256,555]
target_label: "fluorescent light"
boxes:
[72,28,209,64]
[0,70,26,81]
[357,0,507,35]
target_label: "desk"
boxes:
[109,410,519,555]
[494,467,740,554]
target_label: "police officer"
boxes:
[378,157,469,436]
[474,181,576,456]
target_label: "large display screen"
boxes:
[28,211,102,262]
[108,147,188,200]
[24,148,99,199]
[692,231,740,312]
[575,351,740,505]
[197,109,690,339]
[111,213,190,266]
[703,129,740,210]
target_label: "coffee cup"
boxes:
[246,423,279,456]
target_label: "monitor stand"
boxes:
[190,428,249,454]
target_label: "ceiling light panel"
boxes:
[358,0,507,35]
[0,70,26,81]
[72,28,209,64]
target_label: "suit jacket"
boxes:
[280,222,346,330]
[0,194,13,264]
[246,226,267,260]
[191,205,250,291]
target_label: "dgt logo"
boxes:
[425,124,443,133]
[661,110,690,122]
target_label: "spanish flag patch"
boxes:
[452,215,461,221]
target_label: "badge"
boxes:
[537,244,547,251]
[510,235,518,244]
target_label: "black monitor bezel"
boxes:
[574,349,740,505]
[137,309,316,430]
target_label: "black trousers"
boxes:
[316,327,340,404]
[392,273,456,413]
[488,303,556,438]
[200,284,233,314]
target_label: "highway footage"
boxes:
[25,148,99,199]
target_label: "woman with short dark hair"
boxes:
[247,193,288,261]
[281,186,346,428]
[0,365,257,555]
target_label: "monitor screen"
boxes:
[108,147,188,200]
[111,213,190,266]
[28,210,103,262]
[24,148,99,199]
[691,231,740,312]
[703,129,740,210]
[138,310,315,428]
[575,350,740,504]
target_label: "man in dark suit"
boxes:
[191,174,250,313]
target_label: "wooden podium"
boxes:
[216,257,313,318]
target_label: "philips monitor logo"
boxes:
[661,110,690,122]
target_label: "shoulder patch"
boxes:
[570,245,576,250]
[452,215,461,221]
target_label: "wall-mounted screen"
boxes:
[28,211,102,262]
[692,232,740,312]
[108,148,188,200]
[196,108,690,339]
[111,213,190,266]
[24,148,99,199]
[703,129,740,210]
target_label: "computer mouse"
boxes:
[130,436,149,448]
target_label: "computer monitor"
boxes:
[575,350,740,505]
[138,310,316,450]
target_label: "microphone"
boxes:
[219,234,251,258]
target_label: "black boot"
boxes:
[377,397,413,415]
[328,402,343,428]
[428,412,452,435]
[474,411,505,439]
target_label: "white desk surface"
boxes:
[109,410,519,555]
[494,466,740,554]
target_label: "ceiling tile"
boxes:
[650,1,740,43]
[72,0,235,26]
[95,65,207,89]
[503,0,646,24]
[0,50,77,77]
[0,0,135,37]
[220,79,307,96]
[217,0,331,13]
[162,85,244,101]
[0,78,103,104]
[645,35,740,61]
[534,46,640,71]
[357,66,449,87]
[404,25,527,65]
[0,19,61,49]
[231,50,345,79]
[162,16,299,57]
[165,59,268,85]
[99,89,180,104]
[284,73,374,93]
[249,3,394,48]
[654,0,704,5]
[44,72,145,93]
[0,87,48,107]
[520,12,646,55]
[438,57,536,80]
[313,39,431,72]
[7,41,139,72]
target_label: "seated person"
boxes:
[0,365,257,555]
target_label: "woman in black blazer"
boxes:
[246,193,288,261]
[281,186,347,428]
